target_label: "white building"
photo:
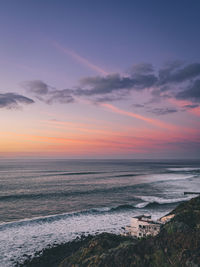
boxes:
[125,215,162,238]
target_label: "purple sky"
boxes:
[0,0,200,158]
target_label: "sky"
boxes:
[0,0,200,159]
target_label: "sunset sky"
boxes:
[1,0,200,159]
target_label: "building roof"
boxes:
[132,215,162,225]
[133,214,151,219]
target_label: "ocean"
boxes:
[0,159,200,266]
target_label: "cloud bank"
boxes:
[14,61,200,115]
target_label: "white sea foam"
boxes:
[134,202,149,208]
[144,173,195,182]
[0,209,168,267]
[136,195,195,205]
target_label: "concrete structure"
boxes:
[125,215,162,238]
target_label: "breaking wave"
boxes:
[134,195,196,209]
[1,195,192,231]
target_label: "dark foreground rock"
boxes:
[14,235,95,267]
[59,233,136,267]
[18,196,200,267]
[15,234,135,267]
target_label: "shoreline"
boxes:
[1,195,187,225]
[14,233,137,267]
[14,234,97,267]
[14,196,200,267]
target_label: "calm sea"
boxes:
[0,159,200,266]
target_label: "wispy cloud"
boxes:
[101,103,177,130]
[148,107,178,115]
[41,119,119,136]
[169,99,200,117]
[53,41,109,75]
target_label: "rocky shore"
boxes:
[16,196,200,267]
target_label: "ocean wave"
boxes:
[168,167,200,172]
[0,209,104,230]
[0,187,130,201]
[3,171,105,180]
[135,201,182,209]
[0,195,193,239]
[134,195,196,209]
[111,197,191,211]
[0,206,129,230]
[137,195,192,203]
[134,202,149,208]
[0,205,134,230]
[93,196,193,212]
[45,171,103,177]
[0,200,172,230]
[0,174,195,202]
[0,192,70,201]
[110,204,136,211]
[114,174,140,178]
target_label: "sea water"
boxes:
[0,159,200,266]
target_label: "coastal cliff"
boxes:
[18,196,200,267]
